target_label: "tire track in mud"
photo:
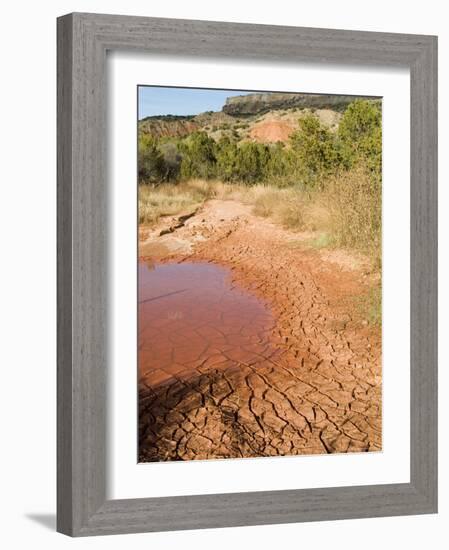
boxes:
[139,200,382,461]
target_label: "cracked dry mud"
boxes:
[138,200,381,461]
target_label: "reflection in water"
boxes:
[138,261,279,386]
[139,255,156,271]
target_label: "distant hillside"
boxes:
[222,93,374,116]
[138,92,378,143]
[138,116,199,139]
[139,111,235,139]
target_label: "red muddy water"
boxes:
[138,260,281,388]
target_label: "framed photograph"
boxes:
[57,12,437,536]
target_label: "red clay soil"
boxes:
[249,120,296,143]
[138,200,382,461]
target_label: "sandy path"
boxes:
[138,199,381,461]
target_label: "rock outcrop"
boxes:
[223,92,374,116]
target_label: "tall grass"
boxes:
[250,185,333,232]
[139,179,241,224]
[252,188,306,229]
[324,165,381,268]
[139,185,199,224]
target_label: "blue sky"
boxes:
[138,86,254,119]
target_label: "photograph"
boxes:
[137,86,383,462]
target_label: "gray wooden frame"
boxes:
[57,12,438,537]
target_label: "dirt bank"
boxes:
[138,199,381,461]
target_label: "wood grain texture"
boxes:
[57,12,438,536]
[57,13,74,536]
[410,37,438,508]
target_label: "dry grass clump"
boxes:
[180,179,230,200]
[275,203,306,230]
[139,185,199,224]
[251,186,330,232]
[324,165,381,268]
[252,188,283,218]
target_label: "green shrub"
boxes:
[289,114,341,186]
[233,142,267,183]
[338,100,382,174]
[138,135,166,184]
[159,142,182,181]
[215,137,237,181]
[179,132,217,180]
[216,140,279,185]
